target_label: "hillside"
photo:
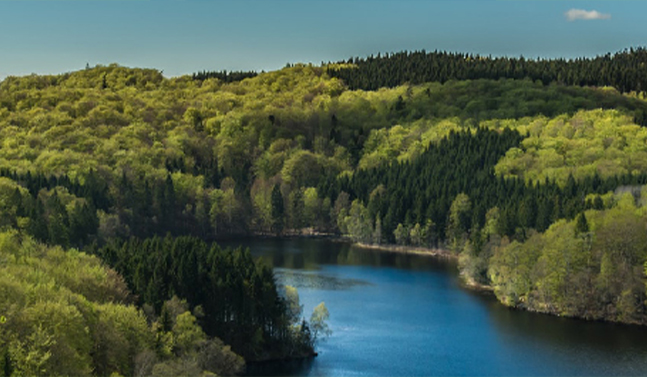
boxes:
[4,50,647,375]
[1,62,647,245]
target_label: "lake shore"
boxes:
[351,241,497,294]
[250,234,494,293]
[352,242,457,259]
[460,275,495,293]
[236,236,647,376]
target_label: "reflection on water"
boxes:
[223,238,647,377]
[478,293,647,376]
[246,356,315,377]
[241,237,457,273]
[275,269,373,290]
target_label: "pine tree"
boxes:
[271,184,284,235]
[575,212,589,235]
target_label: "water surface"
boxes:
[225,238,647,376]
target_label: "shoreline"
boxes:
[459,275,495,293]
[352,241,458,259]
[242,234,647,335]
[252,230,338,238]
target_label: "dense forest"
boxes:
[85,236,327,361]
[327,48,647,94]
[4,49,647,375]
[0,230,246,376]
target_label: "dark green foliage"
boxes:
[88,235,313,361]
[329,48,647,95]
[575,212,589,235]
[339,128,523,242]
[337,129,647,244]
[192,70,258,82]
[271,184,284,234]
[0,168,109,210]
[46,192,70,247]
[2,349,13,377]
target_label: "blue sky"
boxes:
[0,0,645,79]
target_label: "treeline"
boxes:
[191,70,258,82]
[328,48,647,94]
[87,235,319,361]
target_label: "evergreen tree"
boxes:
[575,212,589,235]
[271,184,284,235]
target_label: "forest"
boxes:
[3,48,647,375]
[327,48,647,94]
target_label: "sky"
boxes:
[0,0,646,79]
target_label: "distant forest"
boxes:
[192,70,258,82]
[327,48,647,93]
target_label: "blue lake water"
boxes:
[227,238,647,376]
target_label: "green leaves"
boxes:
[0,231,152,376]
[310,302,331,345]
[489,193,647,324]
[494,110,647,185]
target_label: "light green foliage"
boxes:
[93,303,153,376]
[344,200,373,243]
[0,231,244,377]
[489,189,647,323]
[281,150,348,188]
[309,302,331,346]
[446,193,471,252]
[150,297,245,377]
[489,235,542,306]
[209,186,242,234]
[282,286,328,357]
[4,64,647,242]
[494,110,647,184]
[457,208,502,286]
[303,187,330,227]
[393,223,409,246]
[0,64,350,239]
[284,285,303,324]
[0,230,152,377]
[8,324,56,377]
[409,223,425,247]
[254,138,297,180]
[172,312,207,356]
[359,118,465,169]
[150,357,202,377]
[332,192,351,234]
[250,178,274,232]
[532,221,589,313]
[0,178,28,228]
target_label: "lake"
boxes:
[225,238,647,376]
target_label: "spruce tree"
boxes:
[271,184,284,235]
[575,212,589,235]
